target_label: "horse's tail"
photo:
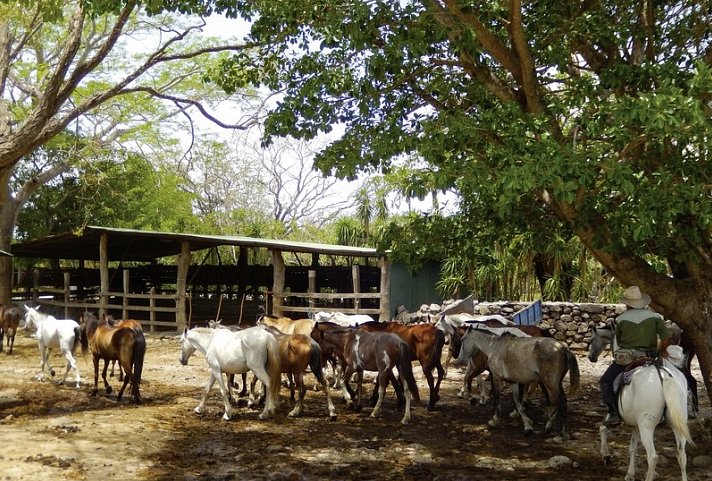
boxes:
[265,335,282,409]
[662,370,694,446]
[73,325,83,356]
[398,342,421,405]
[308,339,327,386]
[565,349,580,395]
[131,331,146,403]
[427,328,446,369]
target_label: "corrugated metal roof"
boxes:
[10,226,383,261]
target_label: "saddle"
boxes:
[613,357,657,394]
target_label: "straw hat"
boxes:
[620,286,651,309]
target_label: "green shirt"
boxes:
[615,308,670,351]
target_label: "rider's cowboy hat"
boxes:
[620,286,651,309]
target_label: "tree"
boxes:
[0,0,260,302]
[160,1,712,400]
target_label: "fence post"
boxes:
[122,269,130,320]
[149,287,156,334]
[352,265,361,313]
[99,232,109,317]
[33,269,39,302]
[308,269,316,313]
[63,272,71,319]
[378,256,391,321]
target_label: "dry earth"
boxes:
[1,329,712,481]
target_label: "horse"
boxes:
[79,312,146,403]
[322,326,419,424]
[590,347,693,481]
[448,322,550,405]
[455,324,580,440]
[23,305,82,388]
[0,304,22,354]
[358,320,445,410]
[208,319,248,398]
[250,325,337,420]
[103,314,143,382]
[257,314,315,336]
[314,311,374,327]
[179,326,281,421]
[588,325,698,413]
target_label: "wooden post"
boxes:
[63,272,71,319]
[149,287,157,333]
[176,241,191,331]
[99,232,109,317]
[271,249,285,318]
[122,269,130,320]
[352,265,361,313]
[32,269,39,301]
[308,269,316,313]
[379,256,391,321]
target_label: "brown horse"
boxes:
[0,304,22,354]
[251,325,337,420]
[358,320,445,410]
[104,315,143,382]
[80,312,146,403]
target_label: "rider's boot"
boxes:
[603,402,621,426]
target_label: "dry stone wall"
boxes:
[471,301,628,351]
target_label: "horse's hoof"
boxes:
[603,456,613,466]
[524,428,534,436]
[50,370,56,377]
[90,390,98,397]
[400,419,410,425]
[222,413,231,421]
[329,415,337,422]
[469,398,479,406]
[105,386,113,395]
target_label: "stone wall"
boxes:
[472,301,627,351]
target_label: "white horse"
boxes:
[23,305,82,388]
[313,311,374,327]
[179,326,281,421]
[589,330,693,481]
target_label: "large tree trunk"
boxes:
[0,168,17,305]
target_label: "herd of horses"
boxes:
[5,304,700,480]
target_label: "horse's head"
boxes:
[179,327,196,365]
[23,305,39,330]
[587,326,613,363]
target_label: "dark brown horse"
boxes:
[0,304,22,354]
[316,326,419,424]
[358,321,445,410]
[80,312,146,403]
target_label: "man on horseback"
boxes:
[599,286,672,426]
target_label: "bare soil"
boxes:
[1,330,711,481]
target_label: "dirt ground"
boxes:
[1,329,712,481]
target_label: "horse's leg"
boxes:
[354,369,364,412]
[599,425,613,465]
[248,374,261,408]
[238,373,248,397]
[625,427,643,481]
[370,370,388,419]
[420,359,439,410]
[91,356,100,396]
[672,424,690,481]
[250,366,276,420]
[487,376,503,428]
[317,369,338,421]
[288,372,305,418]
[214,369,234,421]
[400,373,412,425]
[340,366,356,409]
[116,359,133,401]
[101,359,112,395]
[195,374,217,414]
[511,383,535,435]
